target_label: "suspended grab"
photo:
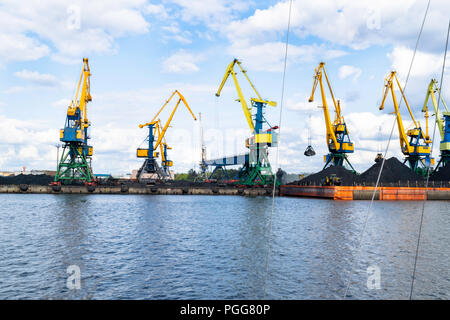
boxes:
[304,115,316,156]
[304,145,316,157]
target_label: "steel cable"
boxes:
[410,19,449,300]
[264,0,293,299]
[343,0,431,299]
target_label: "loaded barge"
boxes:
[280,185,450,201]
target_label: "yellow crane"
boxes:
[54,58,94,185]
[422,79,449,169]
[379,71,433,174]
[214,58,278,185]
[136,90,197,181]
[308,62,355,171]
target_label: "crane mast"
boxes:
[54,58,94,185]
[422,79,450,169]
[136,90,197,182]
[308,62,355,171]
[212,58,278,185]
[198,113,207,175]
[379,71,433,174]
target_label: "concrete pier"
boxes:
[0,184,277,197]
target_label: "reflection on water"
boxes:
[0,194,448,299]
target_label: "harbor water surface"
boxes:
[0,194,449,299]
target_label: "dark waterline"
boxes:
[0,194,448,299]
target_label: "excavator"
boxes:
[308,62,355,171]
[136,90,197,182]
[379,71,434,175]
[212,58,279,185]
[53,58,94,186]
[422,79,449,170]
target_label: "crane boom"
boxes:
[215,59,276,133]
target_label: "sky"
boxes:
[0,0,449,175]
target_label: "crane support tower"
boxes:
[422,79,450,170]
[136,90,197,182]
[54,58,94,185]
[309,62,355,171]
[214,58,278,186]
[379,71,434,175]
[198,113,208,178]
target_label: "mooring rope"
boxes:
[343,0,431,299]
[410,19,449,300]
[264,0,293,299]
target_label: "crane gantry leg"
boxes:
[55,144,93,183]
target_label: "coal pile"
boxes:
[0,174,54,186]
[430,164,450,182]
[292,165,357,186]
[356,157,422,184]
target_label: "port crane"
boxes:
[211,58,278,185]
[308,62,355,171]
[198,113,208,179]
[379,71,433,174]
[136,90,197,181]
[54,58,94,185]
[422,79,450,169]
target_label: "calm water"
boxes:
[0,194,449,300]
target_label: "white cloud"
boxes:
[0,0,150,63]
[225,0,448,51]
[18,146,40,160]
[0,114,56,170]
[338,65,362,81]
[229,41,346,72]
[286,94,321,112]
[145,4,170,19]
[52,99,71,108]
[162,50,204,73]
[14,70,59,87]
[169,0,251,27]
[0,33,50,62]
[388,46,448,79]
[161,23,192,44]
[386,46,450,110]
[3,86,25,94]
